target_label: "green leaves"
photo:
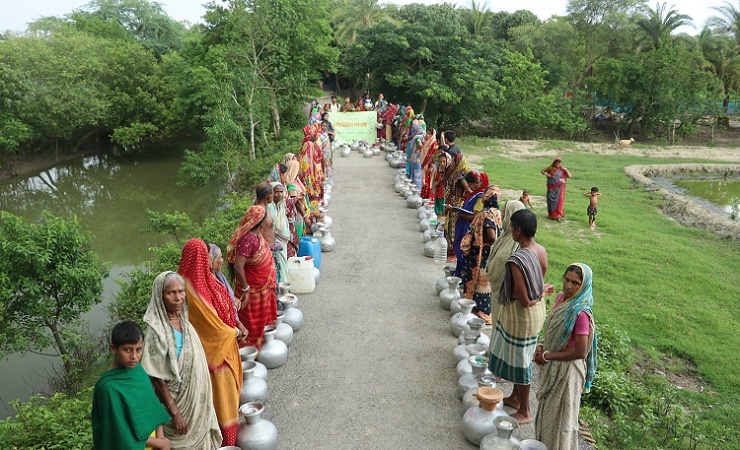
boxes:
[0,212,109,367]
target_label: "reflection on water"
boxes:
[0,144,224,419]
[0,145,224,264]
[671,176,740,221]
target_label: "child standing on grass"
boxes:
[92,321,172,450]
[583,187,602,230]
[519,190,533,209]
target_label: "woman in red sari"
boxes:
[540,157,572,221]
[227,205,278,349]
[178,238,246,447]
[299,125,325,218]
[419,127,439,199]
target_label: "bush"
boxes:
[0,390,93,449]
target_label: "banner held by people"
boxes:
[329,111,377,144]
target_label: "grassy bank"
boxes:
[461,137,740,449]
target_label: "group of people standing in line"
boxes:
[90,94,599,450]
[372,97,599,449]
[91,106,338,449]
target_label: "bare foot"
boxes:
[511,411,533,424]
[502,396,520,410]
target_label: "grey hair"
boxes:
[163,272,185,293]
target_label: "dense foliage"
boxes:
[332,0,740,140]
[0,212,109,374]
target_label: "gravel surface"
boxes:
[265,151,593,449]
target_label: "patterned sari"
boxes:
[443,154,471,254]
[178,239,242,447]
[536,263,598,450]
[460,187,502,320]
[298,126,324,216]
[419,129,438,199]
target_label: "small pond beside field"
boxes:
[653,175,740,221]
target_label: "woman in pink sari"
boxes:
[419,127,439,199]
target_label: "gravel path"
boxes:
[266,151,593,449]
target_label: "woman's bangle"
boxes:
[241,287,249,292]
[542,351,550,362]
[166,399,175,409]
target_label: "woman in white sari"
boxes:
[141,271,222,449]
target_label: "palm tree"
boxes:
[635,2,693,49]
[332,0,390,46]
[467,0,492,36]
[708,0,740,47]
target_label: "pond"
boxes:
[670,175,740,221]
[0,143,224,419]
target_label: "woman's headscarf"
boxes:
[178,239,236,328]
[485,200,525,289]
[141,271,189,383]
[209,243,235,300]
[226,205,266,265]
[543,262,598,392]
[465,171,490,201]
[284,160,300,185]
[282,153,296,165]
[482,185,501,209]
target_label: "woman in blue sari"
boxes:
[453,171,489,278]
[407,119,426,189]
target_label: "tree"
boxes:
[465,0,493,36]
[332,0,391,45]
[0,211,109,374]
[72,0,186,56]
[708,0,740,47]
[635,2,693,49]
[589,43,719,139]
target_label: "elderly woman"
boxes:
[268,182,290,284]
[460,186,502,324]
[141,271,222,449]
[534,263,598,449]
[178,239,245,447]
[227,205,277,348]
[485,200,526,324]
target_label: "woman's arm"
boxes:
[561,167,572,178]
[152,378,188,435]
[234,255,250,305]
[483,226,497,244]
[540,334,589,364]
[541,168,551,177]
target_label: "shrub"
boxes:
[0,390,93,449]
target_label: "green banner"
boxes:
[328,111,377,144]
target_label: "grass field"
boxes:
[459,137,740,449]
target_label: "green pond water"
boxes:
[671,176,740,220]
[0,143,224,418]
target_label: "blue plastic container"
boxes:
[298,236,322,268]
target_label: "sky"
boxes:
[0,0,725,35]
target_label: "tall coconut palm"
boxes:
[332,0,390,46]
[708,0,740,47]
[635,2,693,49]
